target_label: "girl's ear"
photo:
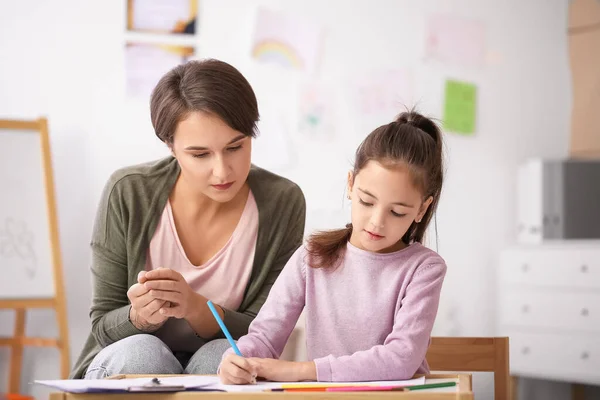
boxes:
[416,196,433,223]
[347,171,354,199]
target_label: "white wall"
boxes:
[1,0,596,399]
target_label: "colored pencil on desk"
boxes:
[326,386,404,392]
[279,384,359,389]
[404,381,457,391]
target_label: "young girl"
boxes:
[219,110,446,383]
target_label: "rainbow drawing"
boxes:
[251,40,304,70]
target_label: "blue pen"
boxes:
[207,300,243,357]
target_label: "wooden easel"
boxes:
[0,118,70,393]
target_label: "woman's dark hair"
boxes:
[307,110,444,269]
[150,59,259,145]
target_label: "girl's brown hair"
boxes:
[306,110,444,269]
[150,59,259,145]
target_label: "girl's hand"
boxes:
[143,268,198,319]
[127,272,169,331]
[219,354,258,385]
[250,359,317,382]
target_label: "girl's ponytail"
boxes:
[306,224,353,270]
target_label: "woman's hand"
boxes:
[219,354,258,385]
[250,359,317,382]
[127,271,169,331]
[143,268,199,319]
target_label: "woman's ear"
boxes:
[416,196,433,223]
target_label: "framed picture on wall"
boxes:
[125,42,195,98]
[126,0,197,35]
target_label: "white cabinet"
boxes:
[497,242,600,385]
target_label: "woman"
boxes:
[70,59,306,379]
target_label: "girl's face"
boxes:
[171,111,252,203]
[347,160,432,253]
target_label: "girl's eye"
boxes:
[358,198,373,207]
[228,145,242,152]
[192,153,209,158]
[391,211,406,218]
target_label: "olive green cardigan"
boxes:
[70,157,306,378]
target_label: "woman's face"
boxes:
[170,111,252,203]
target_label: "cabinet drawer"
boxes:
[499,246,600,289]
[505,331,600,384]
[499,289,600,332]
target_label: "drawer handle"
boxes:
[521,305,530,313]
[521,264,529,272]
[521,347,530,355]
[581,265,588,273]
[581,352,589,360]
[581,308,589,317]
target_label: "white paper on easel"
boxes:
[0,128,54,298]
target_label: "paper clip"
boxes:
[128,377,186,392]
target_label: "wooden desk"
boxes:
[49,374,473,400]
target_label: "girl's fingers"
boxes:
[224,356,255,384]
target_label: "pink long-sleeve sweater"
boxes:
[228,241,447,382]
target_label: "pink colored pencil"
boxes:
[326,386,404,392]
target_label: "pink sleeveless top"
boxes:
[145,192,258,311]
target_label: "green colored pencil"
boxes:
[405,381,457,391]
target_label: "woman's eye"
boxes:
[358,198,373,207]
[228,145,242,152]
[391,211,406,218]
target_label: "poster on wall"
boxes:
[297,82,336,140]
[125,42,194,98]
[127,0,197,35]
[250,7,323,73]
[349,69,413,117]
[424,13,486,68]
[442,79,478,135]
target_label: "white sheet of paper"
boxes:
[35,376,216,393]
[215,376,426,392]
[424,13,486,68]
[251,7,323,73]
[125,43,192,98]
[351,69,413,116]
[36,375,426,393]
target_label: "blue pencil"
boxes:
[207,300,243,356]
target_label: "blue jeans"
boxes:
[84,334,231,379]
